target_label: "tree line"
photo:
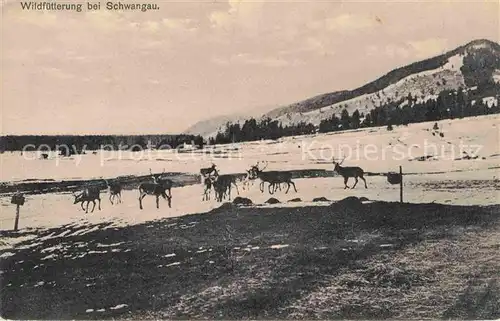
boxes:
[212,85,499,142]
[0,134,205,152]
[209,118,315,144]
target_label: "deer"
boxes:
[268,182,288,194]
[241,165,259,190]
[104,179,122,205]
[244,163,282,193]
[211,169,240,202]
[200,164,217,179]
[253,161,297,194]
[200,164,218,200]
[73,186,101,213]
[138,169,173,209]
[200,164,219,201]
[202,174,216,201]
[212,177,228,202]
[332,157,367,189]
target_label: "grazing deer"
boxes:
[73,187,101,213]
[254,161,297,194]
[333,157,367,189]
[138,169,173,209]
[104,179,122,205]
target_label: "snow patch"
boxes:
[157,262,181,268]
[270,244,290,249]
[482,96,498,107]
[42,254,58,260]
[0,252,15,258]
[442,54,464,71]
[41,244,63,253]
[96,242,124,248]
[493,70,500,84]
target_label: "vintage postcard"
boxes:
[1,0,499,319]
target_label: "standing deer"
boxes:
[104,179,123,205]
[200,164,218,200]
[254,161,297,194]
[212,177,228,202]
[202,174,216,201]
[200,164,217,179]
[211,169,240,202]
[333,157,367,189]
[241,165,259,190]
[73,187,101,213]
[138,169,173,209]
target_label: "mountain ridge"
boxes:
[186,39,500,138]
[264,39,499,120]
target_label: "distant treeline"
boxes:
[208,118,316,145]
[0,134,205,152]
[212,84,500,143]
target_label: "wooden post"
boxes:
[14,204,20,231]
[11,193,25,231]
[399,165,403,203]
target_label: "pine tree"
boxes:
[340,109,351,130]
[376,108,387,126]
[351,110,361,129]
[361,113,372,127]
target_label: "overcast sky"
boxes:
[1,0,499,135]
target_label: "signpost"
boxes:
[387,166,403,203]
[10,193,25,231]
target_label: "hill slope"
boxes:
[187,39,499,138]
[183,114,248,137]
[183,104,278,137]
[266,39,500,127]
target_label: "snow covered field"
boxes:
[0,114,498,232]
[1,172,498,233]
[1,115,499,321]
[2,114,499,181]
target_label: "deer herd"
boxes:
[72,157,367,213]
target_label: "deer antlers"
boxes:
[332,156,346,165]
[256,160,268,171]
[149,168,166,183]
[149,168,166,175]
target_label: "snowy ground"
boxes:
[1,167,498,233]
[1,115,499,320]
[0,114,499,233]
[2,114,499,182]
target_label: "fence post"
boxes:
[399,165,403,203]
[11,193,25,231]
[14,205,20,231]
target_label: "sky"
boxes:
[1,0,499,135]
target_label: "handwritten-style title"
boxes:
[20,1,160,12]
